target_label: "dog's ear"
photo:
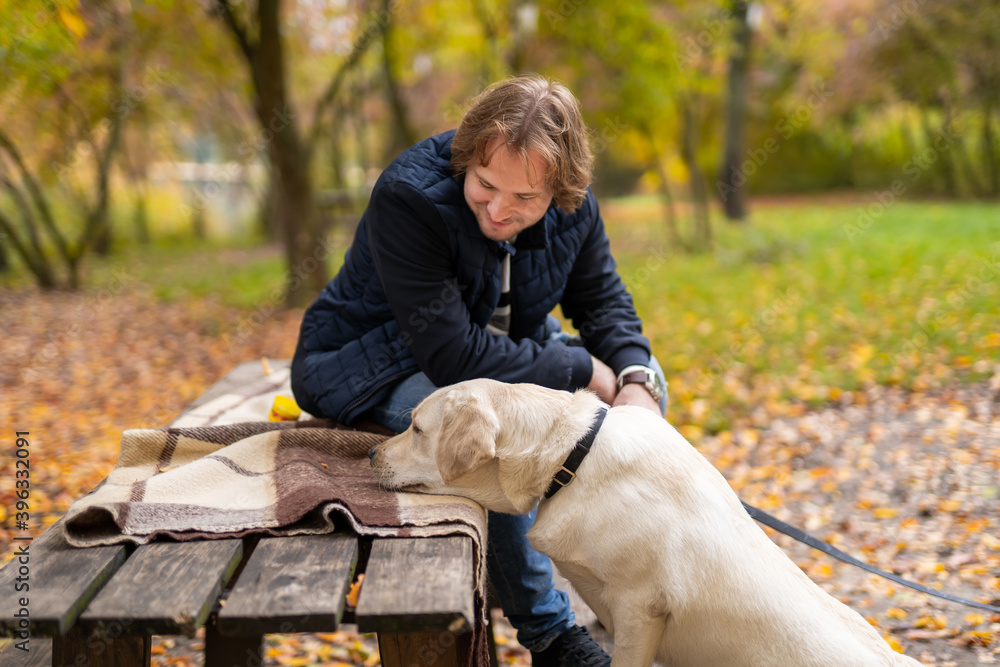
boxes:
[435,390,500,483]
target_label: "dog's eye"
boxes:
[412,425,422,436]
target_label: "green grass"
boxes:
[606,199,1000,433]
[4,194,998,435]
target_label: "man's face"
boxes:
[463,137,554,242]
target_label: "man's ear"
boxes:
[435,390,500,483]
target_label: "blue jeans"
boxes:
[364,318,668,650]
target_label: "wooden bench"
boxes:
[0,362,492,667]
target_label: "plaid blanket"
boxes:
[61,365,490,665]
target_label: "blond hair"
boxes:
[451,74,594,214]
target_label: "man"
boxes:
[292,74,667,667]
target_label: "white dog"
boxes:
[369,379,920,667]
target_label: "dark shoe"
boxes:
[531,625,611,667]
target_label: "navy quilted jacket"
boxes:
[291,130,651,423]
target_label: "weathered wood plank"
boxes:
[217,534,359,636]
[356,537,474,634]
[0,636,52,666]
[51,628,151,667]
[78,539,243,636]
[377,631,474,667]
[0,526,127,636]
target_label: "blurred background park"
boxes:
[1,0,999,665]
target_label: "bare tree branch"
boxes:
[0,128,72,264]
[215,0,255,64]
[0,207,55,287]
[308,6,384,151]
[0,170,47,263]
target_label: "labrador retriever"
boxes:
[369,379,920,667]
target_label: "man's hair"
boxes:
[451,74,594,214]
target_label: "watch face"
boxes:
[653,372,667,395]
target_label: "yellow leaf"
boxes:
[882,632,905,654]
[914,614,948,630]
[979,332,1000,348]
[278,657,312,667]
[814,563,833,579]
[346,573,364,608]
[873,507,899,519]
[981,533,1000,549]
[886,608,908,620]
[964,613,986,626]
[56,5,87,39]
[938,499,963,513]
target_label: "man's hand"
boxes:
[587,355,618,404]
[612,382,661,415]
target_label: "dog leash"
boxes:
[741,501,1000,614]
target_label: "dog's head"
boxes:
[369,379,591,513]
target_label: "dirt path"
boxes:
[692,379,999,665]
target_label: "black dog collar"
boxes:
[544,406,608,499]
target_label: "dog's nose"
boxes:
[368,445,378,461]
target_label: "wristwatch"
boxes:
[616,364,666,403]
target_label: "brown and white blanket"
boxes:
[61,365,490,664]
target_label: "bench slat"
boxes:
[0,526,127,636]
[217,534,359,636]
[356,536,474,634]
[78,539,243,636]
[0,636,52,666]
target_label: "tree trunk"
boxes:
[133,190,150,244]
[215,0,329,306]
[717,0,752,222]
[1,172,48,268]
[257,168,281,242]
[254,0,326,306]
[681,101,713,252]
[473,0,504,82]
[70,107,125,289]
[0,209,57,287]
[381,0,418,160]
[121,130,151,244]
[93,216,113,255]
[190,188,208,240]
[353,70,371,181]
[922,108,957,197]
[640,126,685,251]
[982,101,998,197]
[654,158,684,251]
